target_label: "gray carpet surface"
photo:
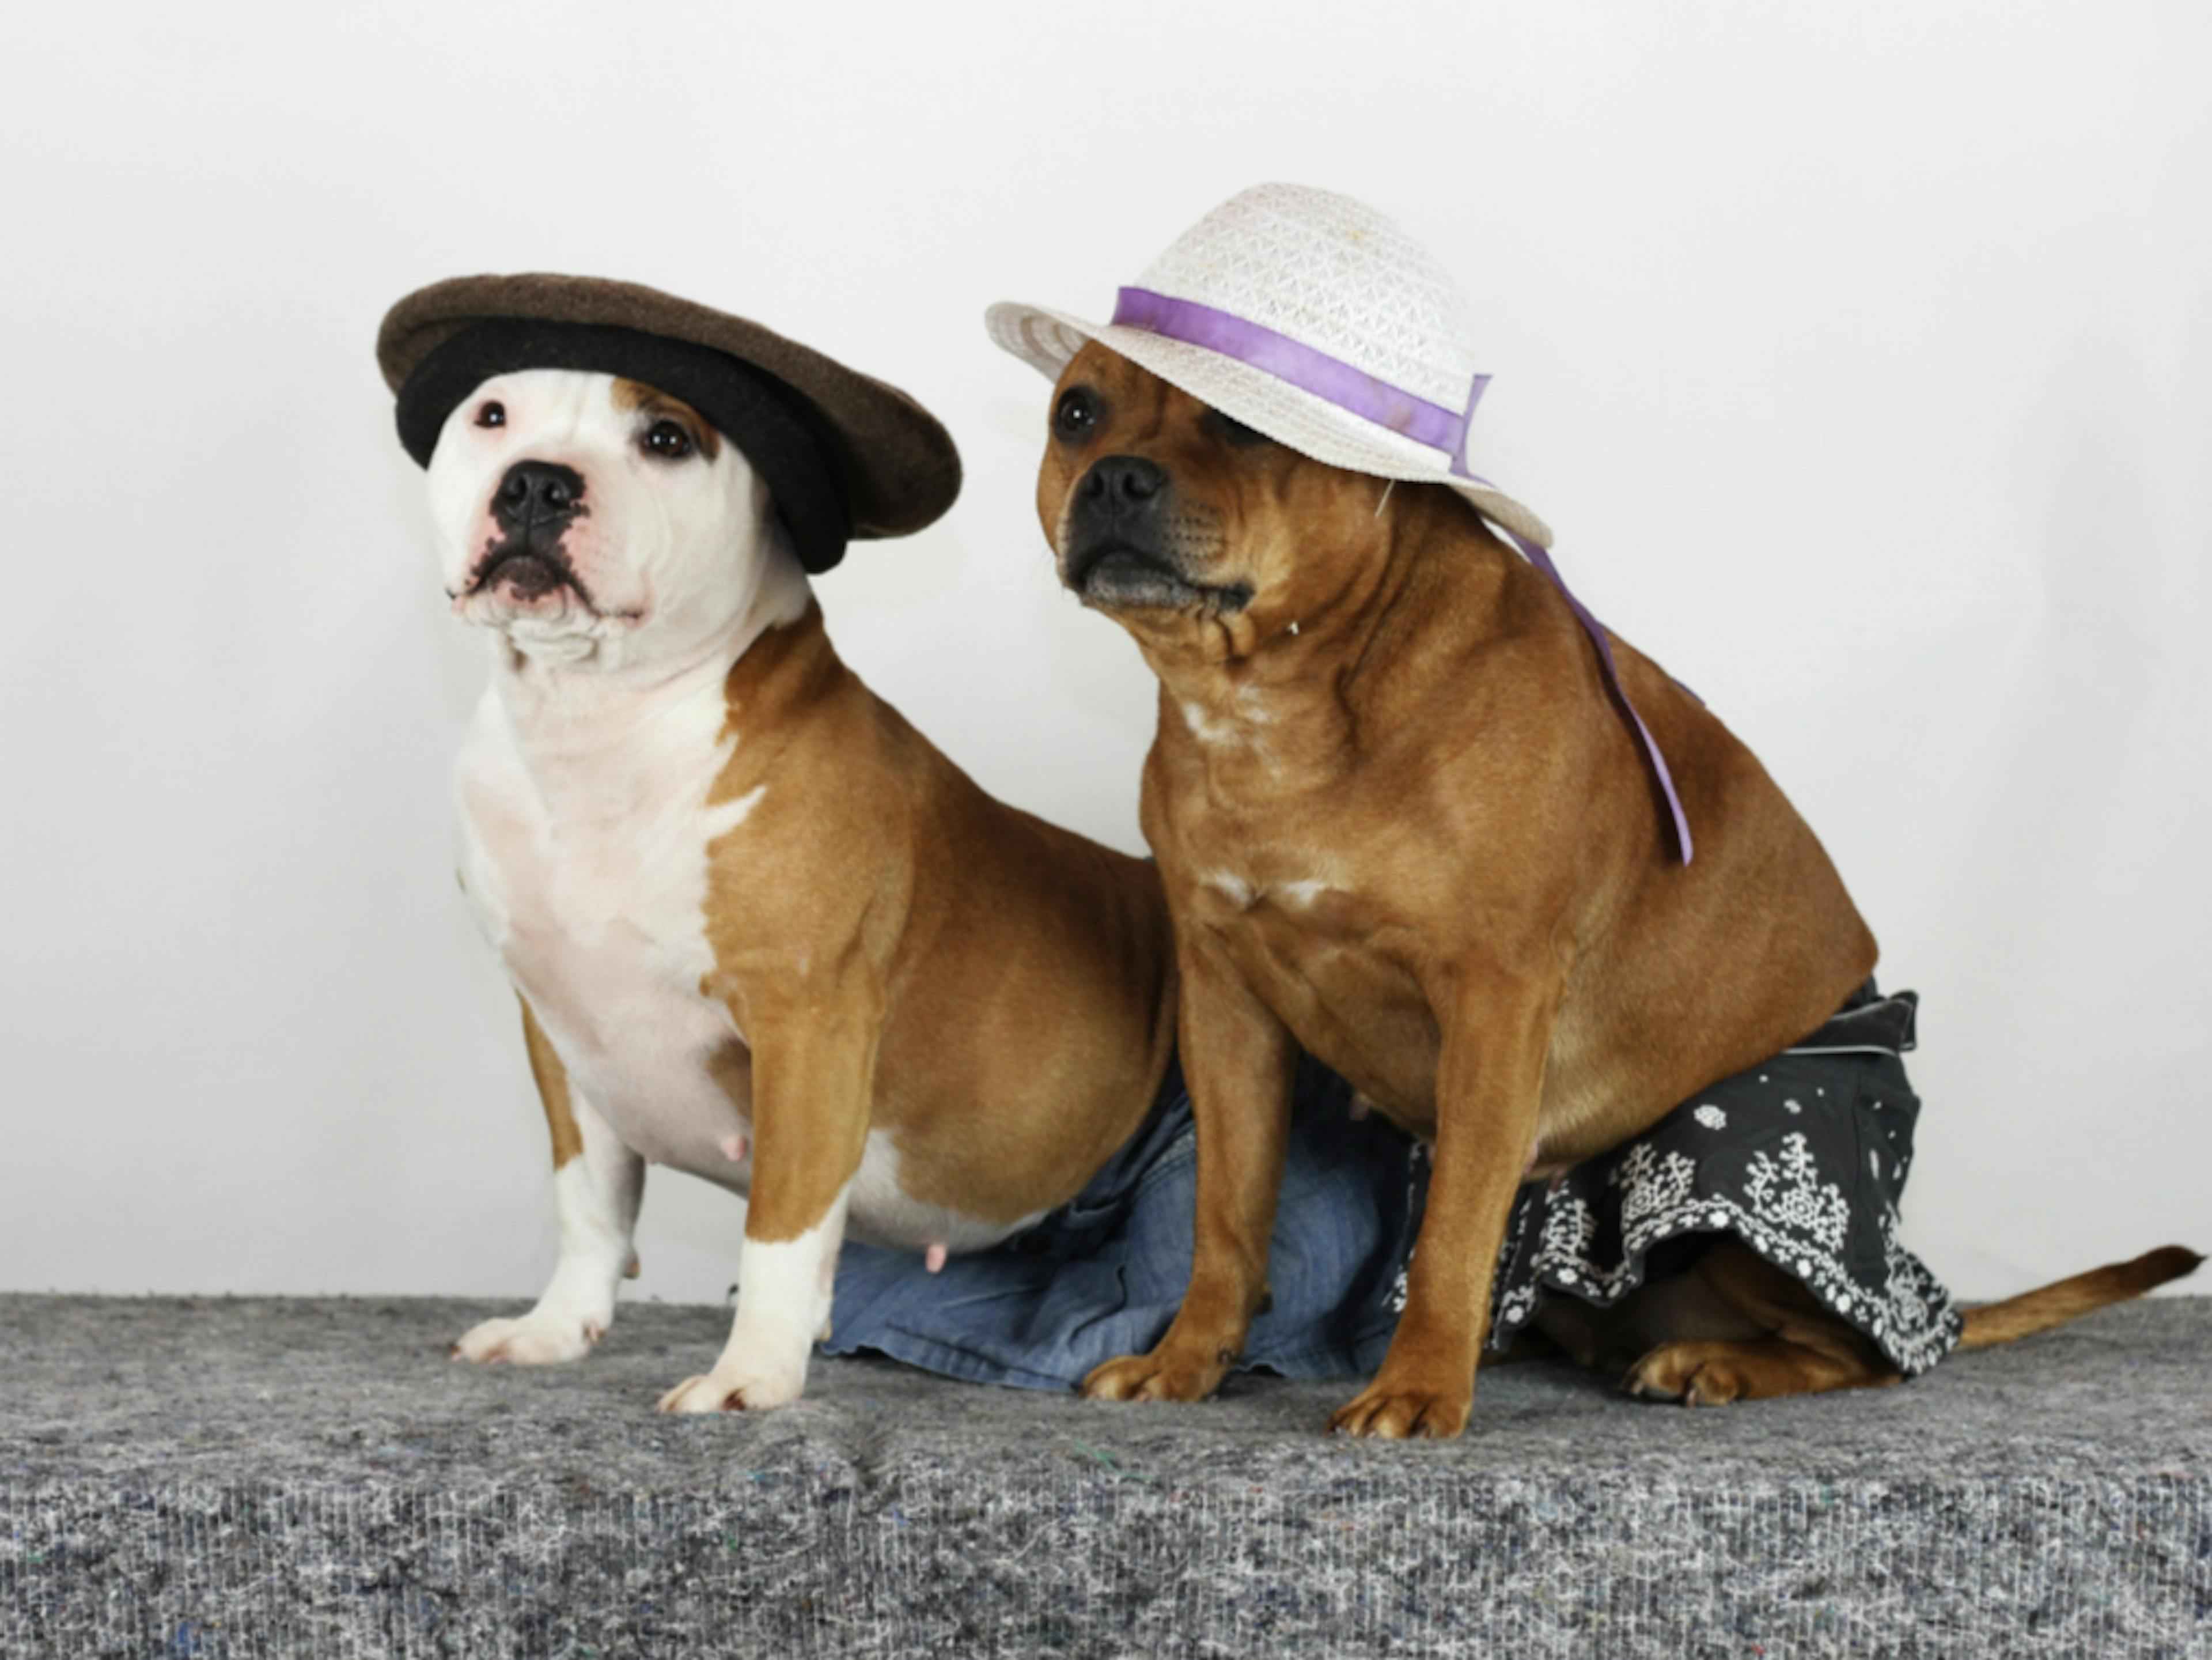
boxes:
[3,1293,2207,1657]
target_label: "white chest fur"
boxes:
[457,662,760,1183]
[453,656,1018,1255]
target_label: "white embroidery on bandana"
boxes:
[1743,1132,1851,1254]
[1615,1143,1697,1235]
[1484,1084,1961,1378]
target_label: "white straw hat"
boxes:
[986,181,1552,550]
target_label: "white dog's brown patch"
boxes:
[612,377,721,458]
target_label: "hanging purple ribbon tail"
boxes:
[1109,285,1694,865]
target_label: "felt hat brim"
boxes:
[379,273,960,543]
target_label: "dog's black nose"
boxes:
[494,460,586,530]
[1079,455,1167,508]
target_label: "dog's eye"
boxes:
[475,401,505,429]
[1203,407,1271,448]
[643,419,694,460]
[1054,387,1101,443]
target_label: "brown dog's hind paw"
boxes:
[1081,1346,1228,1405]
[1623,1342,1749,1406]
[1327,1378,1472,1440]
[1623,1337,1897,1406]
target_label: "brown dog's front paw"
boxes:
[1327,1375,1472,1440]
[1081,1344,1230,1405]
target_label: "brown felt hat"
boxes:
[378,273,961,569]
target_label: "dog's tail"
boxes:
[1956,1245,2203,1351]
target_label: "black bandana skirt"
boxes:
[1460,983,1963,1376]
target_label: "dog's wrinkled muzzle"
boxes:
[1062,453,1207,608]
[474,459,592,604]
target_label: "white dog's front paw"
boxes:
[656,1361,805,1414]
[452,1310,604,1366]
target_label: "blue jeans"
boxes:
[823,1057,1425,1391]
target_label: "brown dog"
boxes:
[1028,341,2199,1438]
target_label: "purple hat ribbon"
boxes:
[1109,285,1693,864]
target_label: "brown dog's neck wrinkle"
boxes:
[1321,497,1450,704]
[1332,490,1527,711]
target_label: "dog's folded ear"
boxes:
[378,273,961,573]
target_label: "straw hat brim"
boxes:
[985,300,1552,550]
[381,274,960,541]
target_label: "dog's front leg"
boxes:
[1084,934,1296,1404]
[1328,967,1555,1439]
[658,978,879,1414]
[455,997,643,1364]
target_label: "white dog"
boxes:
[383,279,1176,1412]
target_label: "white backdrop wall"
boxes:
[1,2,2204,1312]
